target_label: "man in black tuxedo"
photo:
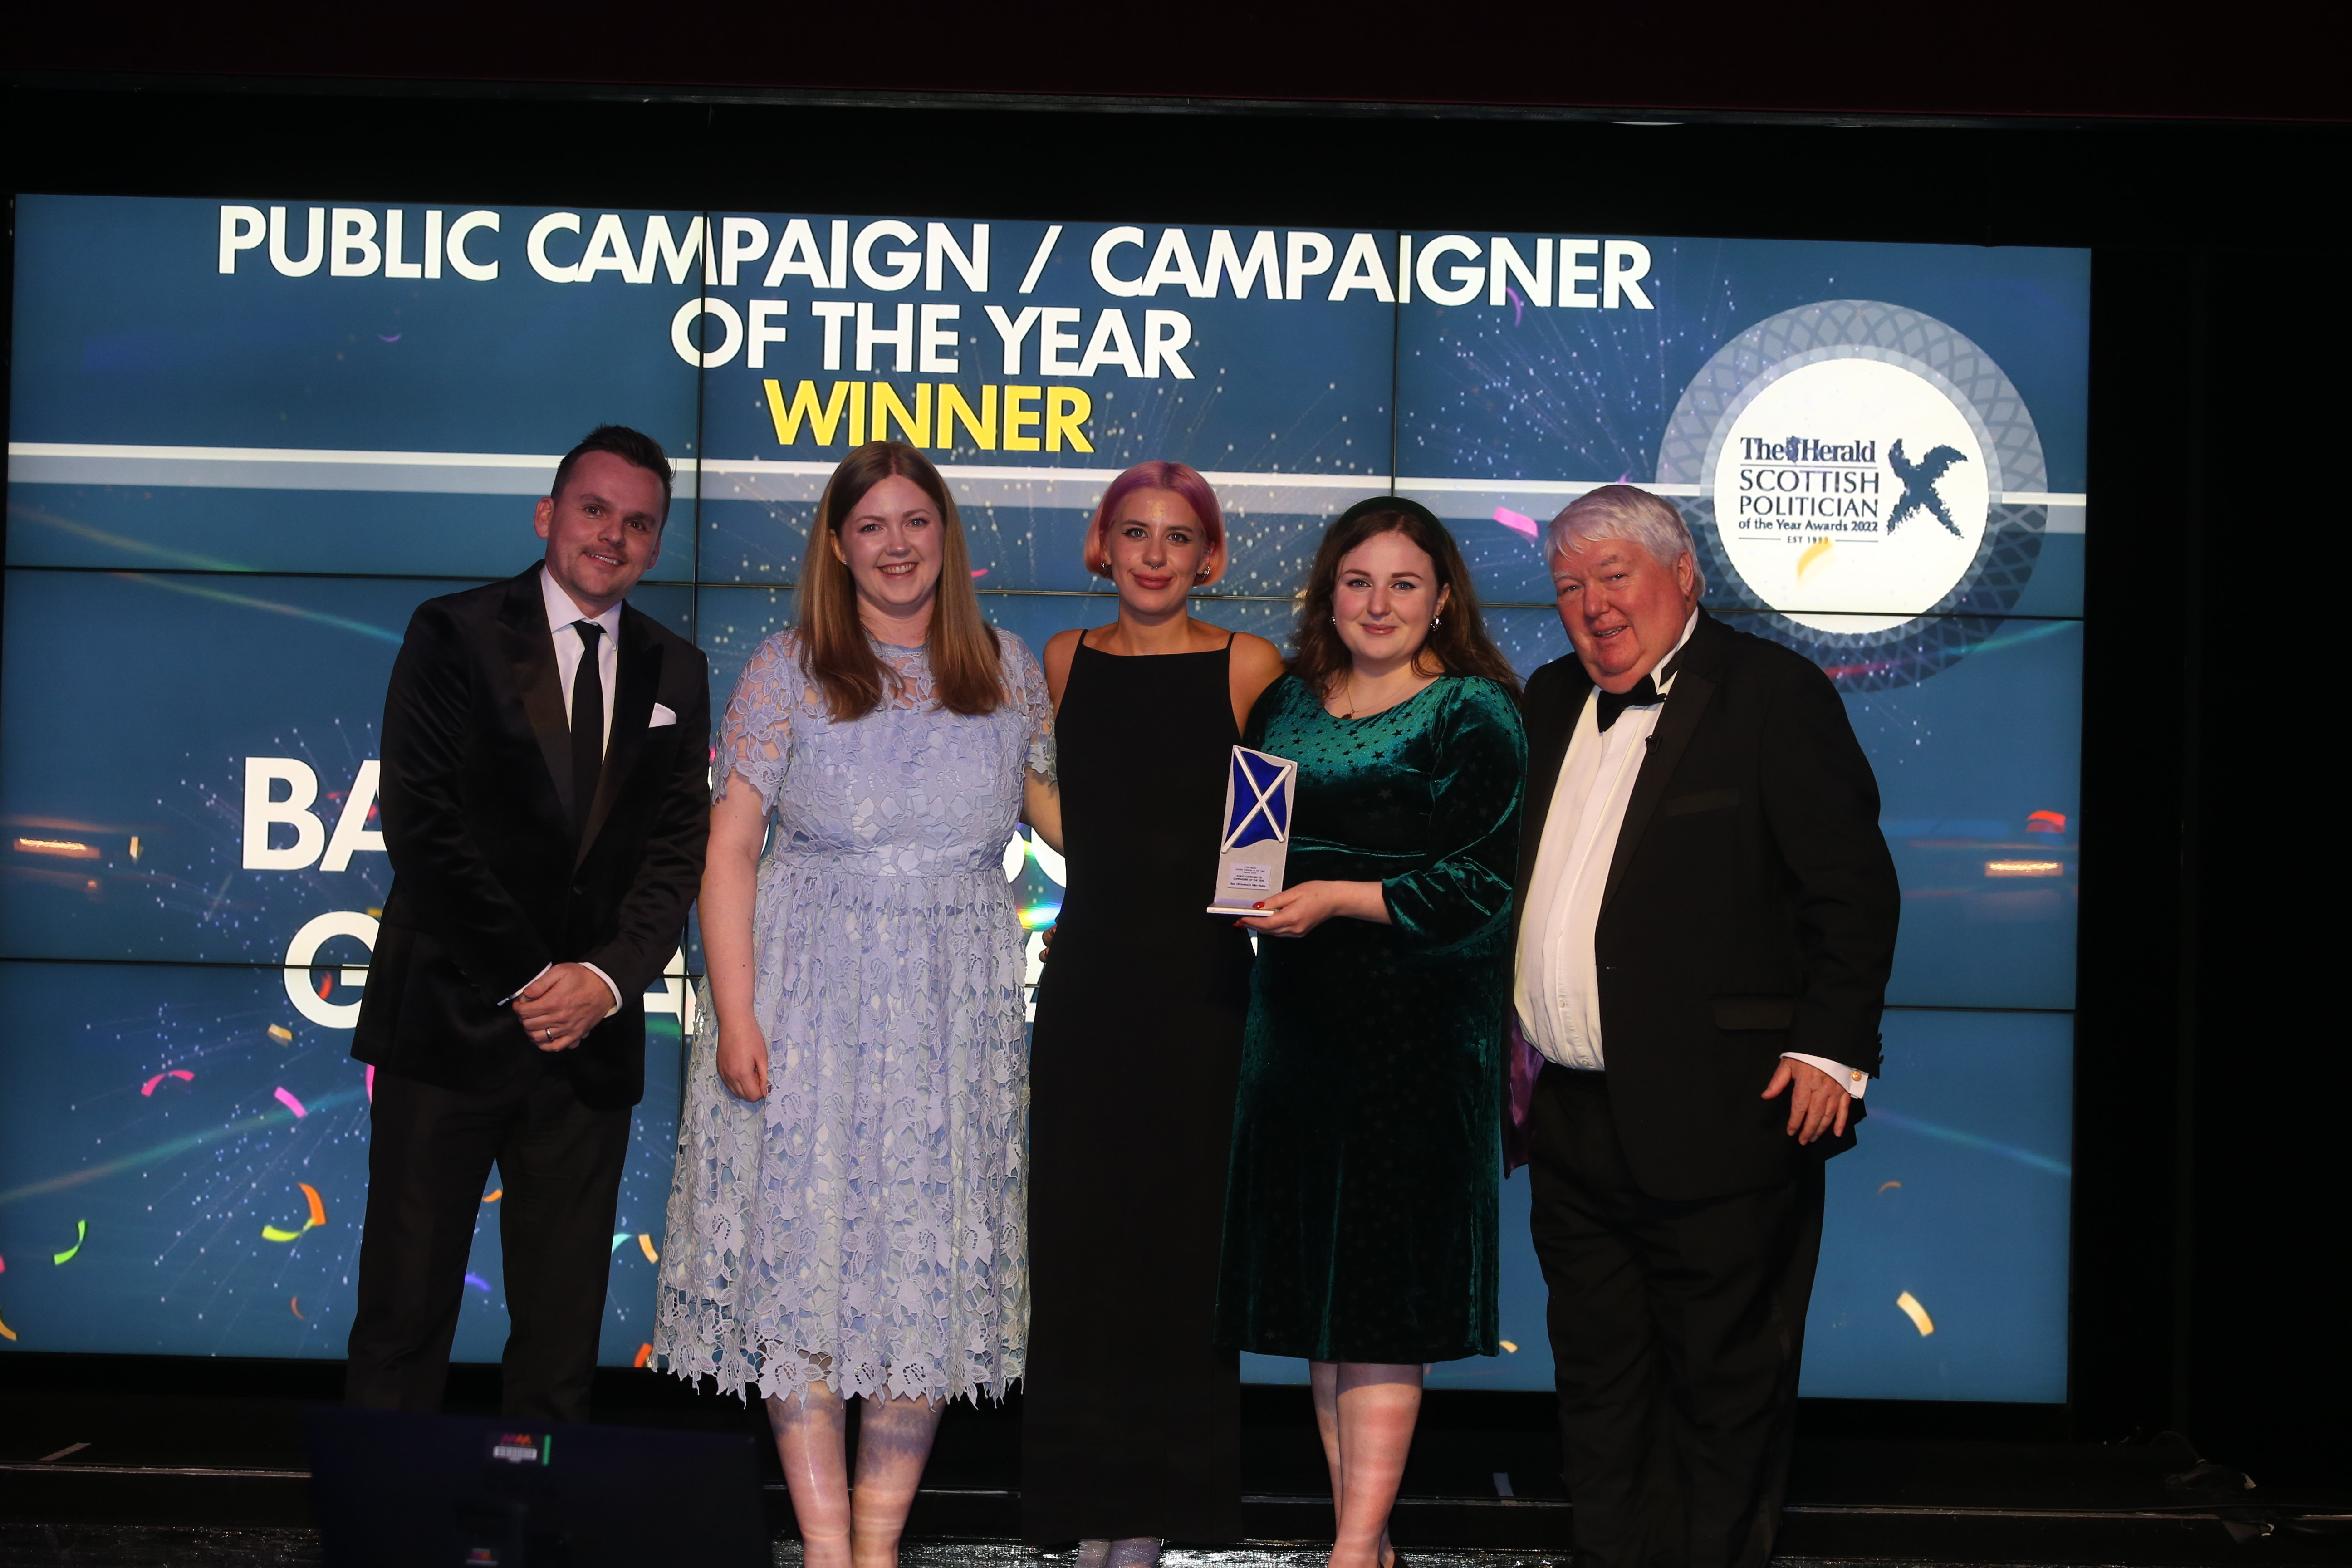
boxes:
[345,425,709,1421]
[1510,485,1898,1568]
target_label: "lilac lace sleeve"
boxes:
[712,632,798,808]
[1000,632,1056,783]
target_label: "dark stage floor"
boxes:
[2,1360,2345,1567]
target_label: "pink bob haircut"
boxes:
[1082,461,1229,583]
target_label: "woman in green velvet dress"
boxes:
[1218,498,1526,1568]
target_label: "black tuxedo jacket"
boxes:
[352,566,710,1110]
[1513,612,1900,1200]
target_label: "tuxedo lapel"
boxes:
[576,606,661,866]
[495,567,576,827]
[1517,671,1589,885]
[1601,614,1726,914]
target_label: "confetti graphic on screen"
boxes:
[2,198,2083,1398]
[0,650,681,1363]
[0,959,683,1361]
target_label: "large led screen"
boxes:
[3,195,2086,1401]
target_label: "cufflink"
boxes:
[1851,1070,1865,1082]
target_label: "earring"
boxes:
[1431,614,1443,629]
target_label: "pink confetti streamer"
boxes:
[1505,286,1525,327]
[273,1086,308,1118]
[365,1064,375,1102]
[970,568,989,578]
[1493,507,1540,540]
[139,1069,195,1097]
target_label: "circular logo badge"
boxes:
[1713,358,1989,634]
[1658,301,2047,691]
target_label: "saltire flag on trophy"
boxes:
[1208,746,1298,914]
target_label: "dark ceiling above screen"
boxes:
[3,5,2342,122]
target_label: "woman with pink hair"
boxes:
[1021,462,1284,1566]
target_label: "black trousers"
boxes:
[345,1058,631,1421]
[1526,1064,1824,1568]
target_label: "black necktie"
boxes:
[1595,674,1663,732]
[570,620,605,835]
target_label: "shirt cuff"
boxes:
[501,962,623,1019]
[1784,1051,1868,1099]
[499,963,553,1007]
[579,963,625,1019]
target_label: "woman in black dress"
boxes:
[1023,462,1285,1568]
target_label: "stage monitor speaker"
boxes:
[305,1406,767,1567]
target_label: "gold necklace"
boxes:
[1338,668,1435,719]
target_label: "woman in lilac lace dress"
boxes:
[654,442,1058,1568]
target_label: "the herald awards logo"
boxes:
[1656,300,2053,690]
[1712,356,1991,636]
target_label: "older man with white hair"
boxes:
[1505,485,1899,1568]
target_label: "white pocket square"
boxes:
[649,703,679,728]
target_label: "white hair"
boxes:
[1546,484,1708,596]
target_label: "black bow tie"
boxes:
[1596,675,1665,732]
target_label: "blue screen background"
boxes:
[3,196,2085,1401]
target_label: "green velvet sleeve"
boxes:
[1380,679,1528,953]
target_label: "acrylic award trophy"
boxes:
[1207,745,1297,914]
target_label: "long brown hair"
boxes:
[1289,498,1521,699]
[798,441,1005,721]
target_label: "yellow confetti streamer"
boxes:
[268,1024,294,1043]
[263,1184,329,1243]
[1498,1340,1519,1353]
[1878,1181,1903,1193]
[637,1234,659,1264]
[1895,1290,1936,1336]
[0,1312,16,1341]
[1797,539,1834,579]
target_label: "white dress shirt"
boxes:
[541,564,622,759]
[508,566,625,1019]
[1514,611,1863,1099]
